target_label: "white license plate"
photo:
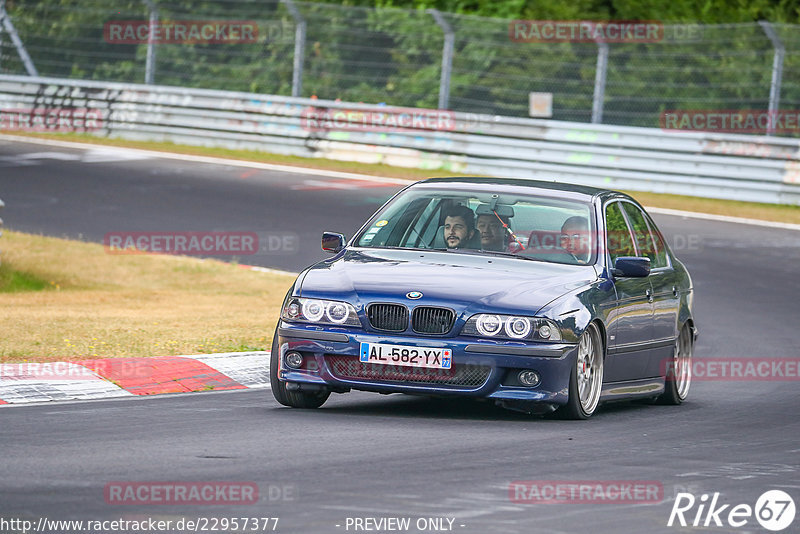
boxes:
[359,343,452,369]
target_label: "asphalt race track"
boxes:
[1,138,799,534]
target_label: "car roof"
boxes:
[415,177,621,201]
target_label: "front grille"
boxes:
[326,356,491,387]
[412,306,455,335]
[367,303,408,332]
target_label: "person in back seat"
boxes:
[560,216,591,263]
[476,213,508,251]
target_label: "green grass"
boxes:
[0,262,50,292]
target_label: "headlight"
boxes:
[325,302,350,324]
[281,297,360,327]
[505,317,532,339]
[463,314,562,342]
[302,299,325,322]
[476,314,503,336]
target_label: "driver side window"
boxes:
[605,202,636,264]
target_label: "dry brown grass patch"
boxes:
[0,230,294,362]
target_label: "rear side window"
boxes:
[605,202,636,264]
[621,202,658,265]
[644,215,669,269]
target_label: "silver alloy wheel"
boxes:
[576,324,603,415]
[674,326,692,400]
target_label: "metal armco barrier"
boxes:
[1,74,799,205]
[0,197,4,265]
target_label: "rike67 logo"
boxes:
[668,490,796,531]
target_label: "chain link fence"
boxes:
[1,0,799,130]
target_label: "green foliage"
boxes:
[2,0,798,127]
[316,0,800,22]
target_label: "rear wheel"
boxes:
[556,323,603,420]
[657,324,692,405]
[270,328,330,409]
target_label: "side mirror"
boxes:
[612,256,650,278]
[321,232,346,253]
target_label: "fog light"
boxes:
[285,351,304,369]
[518,370,541,387]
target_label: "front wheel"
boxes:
[556,322,604,420]
[657,324,692,405]
[270,329,330,409]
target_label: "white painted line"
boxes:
[646,206,800,231]
[0,385,253,408]
[81,147,153,163]
[240,264,298,276]
[0,133,414,185]
[15,151,82,161]
[3,133,797,231]
[0,380,132,404]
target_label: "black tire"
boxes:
[270,328,330,409]
[657,324,692,405]
[555,323,603,420]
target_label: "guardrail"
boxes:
[0,197,4,266]
[1,74,799,205]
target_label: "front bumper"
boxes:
[275,322,579,406]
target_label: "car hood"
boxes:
[299,248,597,315]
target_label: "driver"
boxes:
[443,206,476,249]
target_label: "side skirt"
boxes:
[600,377,664,401]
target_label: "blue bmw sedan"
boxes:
[271,178,696,419]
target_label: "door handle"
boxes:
[646,288,653,303]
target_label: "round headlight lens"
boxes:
[538,324,552,339]
[505,317,532,339]
[476,314,503,336]
[302,299,325,322]
[286,300,301,319]
[325,302,349,324]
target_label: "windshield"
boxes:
[354,187,596,265]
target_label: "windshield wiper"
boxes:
[361,246,539,259]
[438,248,535,261]
[364,246,449,252]
[474,250,537,260]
